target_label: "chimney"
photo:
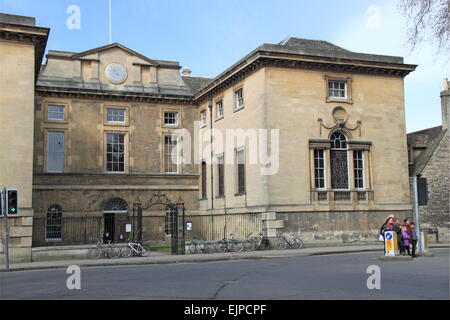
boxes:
[441,78,449,130]
[182,68,192,76]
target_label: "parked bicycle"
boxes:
[243,233,257,252]
[216,233,244,253]
[87,240,121,259]
[189,236,215,254]
[276,232,304,250]
[250,232,271,251]
[120,242,151,257]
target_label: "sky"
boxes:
[1,0,448,133]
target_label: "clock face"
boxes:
[105,63,127,84]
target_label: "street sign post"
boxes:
[384,231,398,256]
[1,188,11,270]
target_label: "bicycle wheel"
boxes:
[232,240,244,252]
[120,246,132,258]
[276,238,288,250]
[216,240,227,253]
[140,246,151,257]
[204,242,215,254]
[106,247,119,258]
[189,242,197,254]
[243,239,255,252]
[87,247,101,259]
[292,238,304,249]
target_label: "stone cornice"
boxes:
[194,51,417,104]
[0,22,49,82]
[35,85,196,105]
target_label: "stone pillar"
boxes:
[261,212,284,247]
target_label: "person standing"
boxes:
[400,225,411,256]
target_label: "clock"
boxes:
[105,63,127,84]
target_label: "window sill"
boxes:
[326,97,353,104]
[215,195,225,199]
[215,116,224,122]
[233,106,245,113]
[235,192,246,197]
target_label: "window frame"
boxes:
[325,75,353,104]
[105,132,127,173]
[164,135,180,174]
[353,150,365,189]
[106,107,126,124]
[200,109,207,127]
[233,87,244,111]
[163,111,180,127]
[215,100,224,120]
[45,129,67,173]
[201,160,207,199]
[235,148,246,195]
[313,149,326,190]
[103,104,130,127]
[216,154,225,197]
[44,101,69,124]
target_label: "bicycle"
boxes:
[242,233,256,252]
[87,240,121,259]
[251,232,271,251]
[276,232,304,250]
[216,233,244,253]
[120,241,151,257]
[189,237,215,254]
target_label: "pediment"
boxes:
[72,43,158,66]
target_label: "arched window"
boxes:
[46,204,62,241]
[330,131,349,189]
[102,198,128,213]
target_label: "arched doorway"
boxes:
[102,198,128,243]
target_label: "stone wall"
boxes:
[277,210,411,244]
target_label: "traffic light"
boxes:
[417,177,429,206]
[6,189,18,214]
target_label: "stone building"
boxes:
[197,37,417,243]
[1,13,418,262]
[408,79,450,233]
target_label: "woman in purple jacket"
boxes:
[400,225,411,256]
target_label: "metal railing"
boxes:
[32,216,102,247]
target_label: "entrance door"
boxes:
[104,213,115,243]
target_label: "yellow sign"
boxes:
[384,231,398,256]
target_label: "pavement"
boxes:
[1,243,448,272]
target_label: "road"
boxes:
[0,249,448,300]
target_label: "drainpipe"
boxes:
[209,99,214,211]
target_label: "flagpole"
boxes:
[109,0,112,44]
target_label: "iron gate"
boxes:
[132,192,185,255]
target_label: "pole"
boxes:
[109,0,112,44]
[2,188,10,271]
[412,176,422,253]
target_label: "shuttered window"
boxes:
[201,161,207,199]
[47,131,64,172]
[236,149,246,194]
[217,155,225,197]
